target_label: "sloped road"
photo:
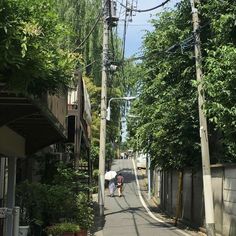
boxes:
[101,159,192,236]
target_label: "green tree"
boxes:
[201,0,236,160]
[55,0,130,167]
[0,0,80,95]
[127,0,236,168]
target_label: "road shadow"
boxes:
[90,200,105,235]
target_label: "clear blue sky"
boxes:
[117,0,180,58]
[117,0,180,141]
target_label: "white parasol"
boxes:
[105,170,117,180]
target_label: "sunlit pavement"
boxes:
[91,159,202,236]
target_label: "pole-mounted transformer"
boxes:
[106,0,119,27]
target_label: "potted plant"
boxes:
[18,207,31,236]
[16,181,46,235]
[19,225,30,236]
[46,222,80,236]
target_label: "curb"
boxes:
[137,169,207,236]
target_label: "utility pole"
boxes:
[98,0,109,216]
[190,0,215,235]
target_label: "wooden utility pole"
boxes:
[98,0,109,216]
[190,0,215,235]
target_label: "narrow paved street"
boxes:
[101,159,191,236]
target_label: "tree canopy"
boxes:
[0,0,81,95]
[0,0,125,166]
[127,0,236,170]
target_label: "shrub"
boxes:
[74,193,94,230]
[46,222,80,235]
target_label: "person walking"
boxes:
[108,178,116,197]
[116,173,124,197]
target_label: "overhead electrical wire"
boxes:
[121,24,152,27]
[109,28,116,60]
[108,0,116,59]
[122,21,211,62]
[73,0,172,54]
[123,41,189,62]
[118,0,125,18]
[122,2,128,61]
[117,0,173,64]
[73,0,109,51]
[74,14,102,51]
[119,0,171,13]
[120,0,129,88]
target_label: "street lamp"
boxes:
[106,96,137,121]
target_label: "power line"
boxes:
[118,0,125,19]
[109,27,116,60]
[84,60,96,69]
[122,0,128,60]
[74,0,110,51]
[119,23,152,26]
[123,39,187,62]
[123,42,188,62]
[119,0,171,13]
[119,0,129,89]
[108,0,115,59]
[74,13,102,51]
[123,22,210,62]
[74,12,102,51]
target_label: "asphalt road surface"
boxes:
[102,159,191,236]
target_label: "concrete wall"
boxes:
[212,167,223,234]
[171,171,178,215]
[182,170,193,222]
[223,166,236,236]
[152,164,236,236]
[192,171,203,226]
